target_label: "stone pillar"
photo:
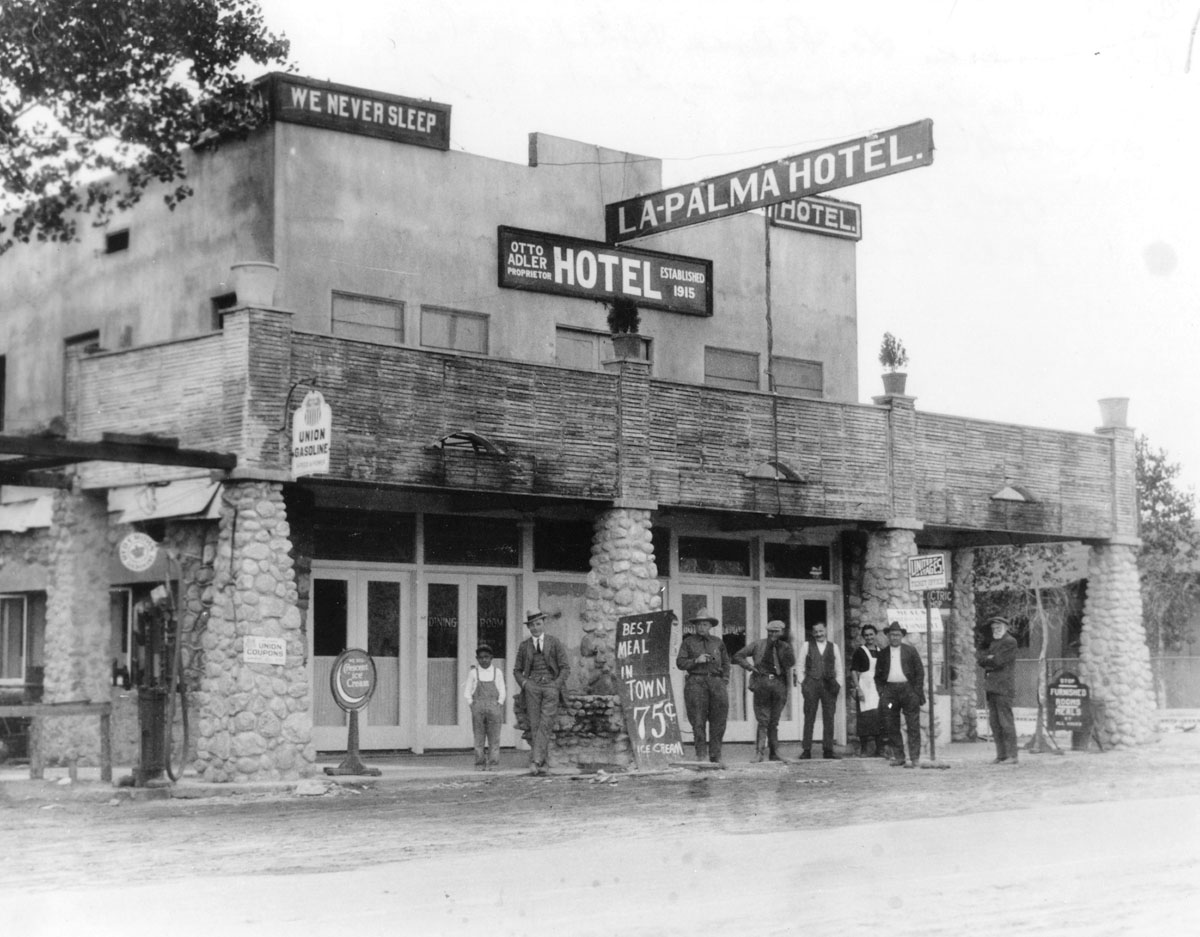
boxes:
[193,481,315,782]
[1080,541,1158,748]
[949,547,978,740]
[41,488,111,765]
[581,506,662,693]
[861,527,920,627]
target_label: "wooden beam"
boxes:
[0,434,236,470]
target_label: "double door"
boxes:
[766,589,839,744]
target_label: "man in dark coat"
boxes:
[676,608,731,766]
[513,610,570,776]
[977,616,1019,764]
[874,621,925,767]
[733,619,796,762]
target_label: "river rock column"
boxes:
[861,528,920,627]
[193,481,315,782]
[580,506,662,694]
[949,547,978,740]
[40,488,111,765]
[1080,542,1158,748]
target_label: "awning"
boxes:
[107,478,222,524]
[0,495,53,532]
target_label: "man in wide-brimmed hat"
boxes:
[514,610,570,776]
[977,616,1019,765]
[676,608,731,766]
[874,621,925,767]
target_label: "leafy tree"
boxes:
[1136,435,1200,661]
[0,0,290,254]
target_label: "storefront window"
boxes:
[312,509,415,563]
[764,543,831,580]
[678,536,750,577]
[533,520,593,572]
[424,515,519,567]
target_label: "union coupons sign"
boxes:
[605,119,932,242]
[261,73,451,150]
[497,226,713,316]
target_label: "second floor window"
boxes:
[771,356,824,398]
[704,346,759,391]
[332,292,405,345]
[421,306,488,354]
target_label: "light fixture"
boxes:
[744,459,805,482]
[990,484,1035,503]
[430,431,507,458]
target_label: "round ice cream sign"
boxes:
[329,648,377,712]
[117,532,159,572]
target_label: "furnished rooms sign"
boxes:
[262,73,451,150]
[606,119,932,242]
[497,226,712,316]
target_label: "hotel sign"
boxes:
[261,73,451,150]
[769,196,862,241]
[497,226,713,316]
[605,119,932,242]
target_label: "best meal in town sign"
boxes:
[605,119,933,242]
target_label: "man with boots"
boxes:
[734,619,796,762]
[800,621,843,759]
[875,621,925,768]
[676,608,731,767]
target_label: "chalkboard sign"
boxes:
[1048,671,1091,732]
[614,611,685,769]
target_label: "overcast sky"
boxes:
[257,0,1200,495]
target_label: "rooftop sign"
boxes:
[605,119,932,242]
[261,73,451,151]
[769,196,862,241]
[497,226,713,316]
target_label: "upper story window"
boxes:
[555,327,651,371]
[332,292,405,345]
[704,346,760,391]
[211,292,237,330]
[421,306,488,354]
[771,356,824,399]
[104,229,129,254]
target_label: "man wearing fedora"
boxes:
[977,616,1019,764]
[676,608,731,766]
[514,610,570,776]
[874,620,925,767]
[734,619,796,762]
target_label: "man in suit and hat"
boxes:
[513,610,570,776]
[977,616,1019,764]
[734,619,796,762]
[874,620,925,767]
[676,608,731,766]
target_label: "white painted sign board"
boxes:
[243,635,287,666]
[291,390,332,477]
[907,553,947,591]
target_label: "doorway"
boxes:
[309,566,411,751]
[765,590,841,744]
[673,587,757,743]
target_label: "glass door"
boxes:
[421,575,516,749]
[309,567,410,751]
[675,587,757,743]
[765,590,843,745]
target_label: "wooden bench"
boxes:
[0,701,113,782]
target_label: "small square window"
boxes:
[771,356,824,398]
[104,229,129,254]
[421,306,488,354]
[332,292,405,345]
[704,347,759,391]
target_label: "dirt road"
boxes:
[3,734,1199,935]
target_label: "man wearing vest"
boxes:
[676,608,731,767]
[514,610,570,776]
[800,622,843,759]
[733,619,796,762]
[874,620,926,767]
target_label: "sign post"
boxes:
[613,611,685,769]
[907,553,948,762]
[324,648,381,777]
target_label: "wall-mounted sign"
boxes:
[260,73,451,151]
[606,119,933,242]
[769,196,862,241]
[497,226,713,317]
[117,532,159,573]
[329,648,377,712]
[614,611,685,769]
[243,635,287,667]
[907,553,948,592]
[291,390,331,478]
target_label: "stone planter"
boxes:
[610,332,644,360]
[1098,397,1129,428]
[881,371,907,395]
[230,261,280,307]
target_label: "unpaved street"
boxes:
[3,735,1199,936]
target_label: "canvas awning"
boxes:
[0,495,53,532]
[107,478,222,524]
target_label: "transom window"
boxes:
[678,536,751,577]
[421,306,488,354]
[704,347,760,391]
[332,292,405,345]
[771,356,824,399]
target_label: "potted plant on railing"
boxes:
[607,298,643,359]
[879,331,909,395]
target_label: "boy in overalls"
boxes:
[464,644,507,770]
